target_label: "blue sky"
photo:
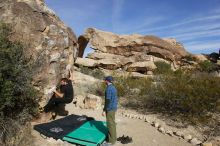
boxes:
[45,0,220,55]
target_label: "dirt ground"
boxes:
[31,103,193,146]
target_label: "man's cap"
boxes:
[104,76,113,82]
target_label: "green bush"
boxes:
[114,76,152,97]
[88,82,106,97]
[0,23,38,144]
[182,55,197,62]
[198,60,219,72]
[0,23,38,118]
[79,66,105,79]
[154,61,173,74]
[89,75,152,98]
[91,69,105,79]
[142,73,220,124]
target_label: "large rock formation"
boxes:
[0,0,78,106]
[77,28,189,74]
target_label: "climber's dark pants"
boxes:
[44,94,72,113]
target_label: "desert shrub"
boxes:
[154,61,173,74]
[89,75,152,99]
[91,69,105,79]
[198,60,219,72]
[79,66,105,79]
[79,65,92,74]
[0,23,38,145]
[113,76,152,97]
[88,82,106,97]
[142,73,220,124]
[182,55,197,62]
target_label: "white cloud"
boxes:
[168,29,220,42]
[185,41,220,53]
[112,0,125,32]
[136,14,220,34]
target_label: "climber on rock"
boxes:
[43,70,74,119]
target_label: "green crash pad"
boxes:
[63,120,108,146]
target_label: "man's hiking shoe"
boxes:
[117,135,133,144]
[121,136,132,144]
[117,135,125,141]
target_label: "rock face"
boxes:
[84,94,102,110]
[78,28,189,74]
[73,94,102,110]
[0,0,78,106]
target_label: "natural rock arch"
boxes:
[78,35,89,58]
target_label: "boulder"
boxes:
[77,28,191,76]
[0,0,78,106]
[193,54,208,62]
[163,38,184,48]
[127,61,157,73]
[73,95,85,109]
[80,28,189,62]
[73,71,100,95]
[129,72,152,78]
[201,142,212,146]
[75,57,97,68]
[73,94,102,110]
[84,94,102,110]
[97,59,121,70]
[87,52,135,66]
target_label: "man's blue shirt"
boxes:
[105,83,118,111]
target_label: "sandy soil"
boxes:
[31,103,193,146]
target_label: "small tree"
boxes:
[198,60,219,73]
[154,61,172,74]
[0,23,38,119]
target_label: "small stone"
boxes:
[139,115,143,120]
[201,142,212,146]
[127,114,131,118]
[147,71,153,75]
[183,134,192,141]
[56,139,64,144]
[174,131,183,137]
[190,138,202,145]
[158,127,165,134]
[133,114,136,119]
[166,130,174,136]
[152,122,160,128]
[47,137,57,144]
[144,117,150,123]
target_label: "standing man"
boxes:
[102,76,118,145]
